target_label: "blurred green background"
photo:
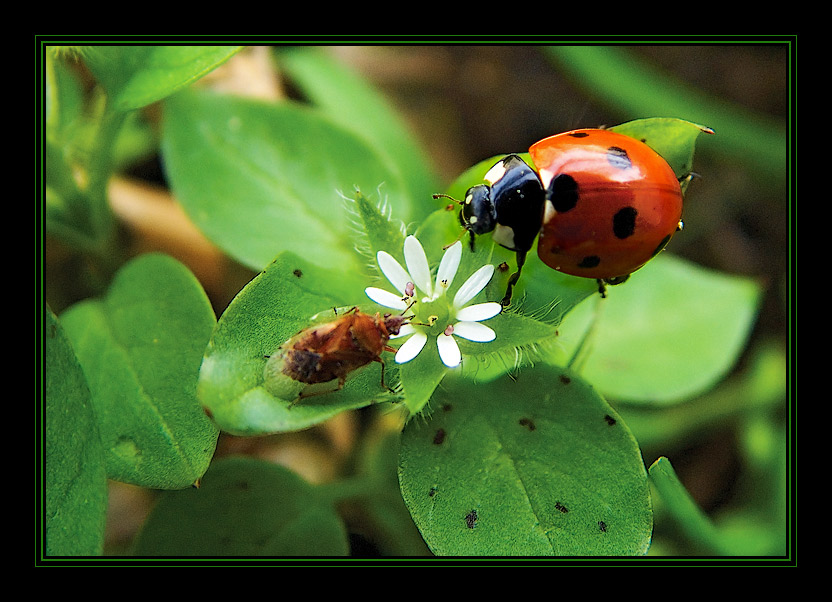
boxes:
[53,43,790,556]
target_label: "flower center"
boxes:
[411,295,451,336]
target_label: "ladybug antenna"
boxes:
[433,192,462,207]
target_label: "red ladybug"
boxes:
[440,128,685,304]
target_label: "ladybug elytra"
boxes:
[439,128,686,305]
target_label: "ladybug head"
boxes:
[460,184,497,250]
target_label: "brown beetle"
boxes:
[263,307,409,402]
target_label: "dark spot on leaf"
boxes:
[442,404,453,412]
[429,486,437,497]
[555,501,569,514]
[598,521,607,532]
[236,480,250,491]
[433,428,446,445]
[498,261,509,272]
[604,414,617,426]
[559,374,571,385]
[293,269,303,278]
[519,417,536,431]
[465,509,478,529]
[202,405,214,419]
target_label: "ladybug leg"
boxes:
[597,275,630,298]
[500,250,527,306]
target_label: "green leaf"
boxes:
[399,366,652,556]
[349,189,406,269]
[278,47,439,216]
[60,253,219,489]
[161,89,412,272]
[550,253,763,404]
[44,306,108,556]
[648,456,733,555]
[132,456,349,556]
[198,252,394,436]
[83,45,242,112]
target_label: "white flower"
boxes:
[365,235,501,368]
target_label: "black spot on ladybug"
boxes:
[650,233,672,258]
[519,417,536,431]
[465,509,478,529]
[292,268,303,278]
[612,206,638,239]
[433,428,446,445]
[598,520,607,532]
[548,174,579,213]
[555,501,569,514]
[568,132,590,138]
[559,374,571,385]
[578,255,601,269]
[607,146,632,170]
[604,414,617,426]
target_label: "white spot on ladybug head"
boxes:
[464,192,473,205]
[484,161,507,185]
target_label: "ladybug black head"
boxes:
[460,185,497,239]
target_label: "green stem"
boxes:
[85,96,128,250]
[567,295,604,372]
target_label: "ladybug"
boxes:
[263,306,409,404]
[437,128,685,305]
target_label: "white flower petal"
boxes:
[436,333,462,368]
[435,240,462,296]
[452,321,496,342]
[365,287,408,310]
[377,251,412,295]
[390,323,416,339]
[455,302,502,322]
[453,264,495,308]
[404,235,432,297]
[395,331,428,363]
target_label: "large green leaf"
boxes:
[44,306,108,556]
[132,456,349,556]
[277,47,438,216]
[60,253,219,489]
[399,366,652,556]
[161,89,412,272]
[550,253,762,403]
[83,45,241,112]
